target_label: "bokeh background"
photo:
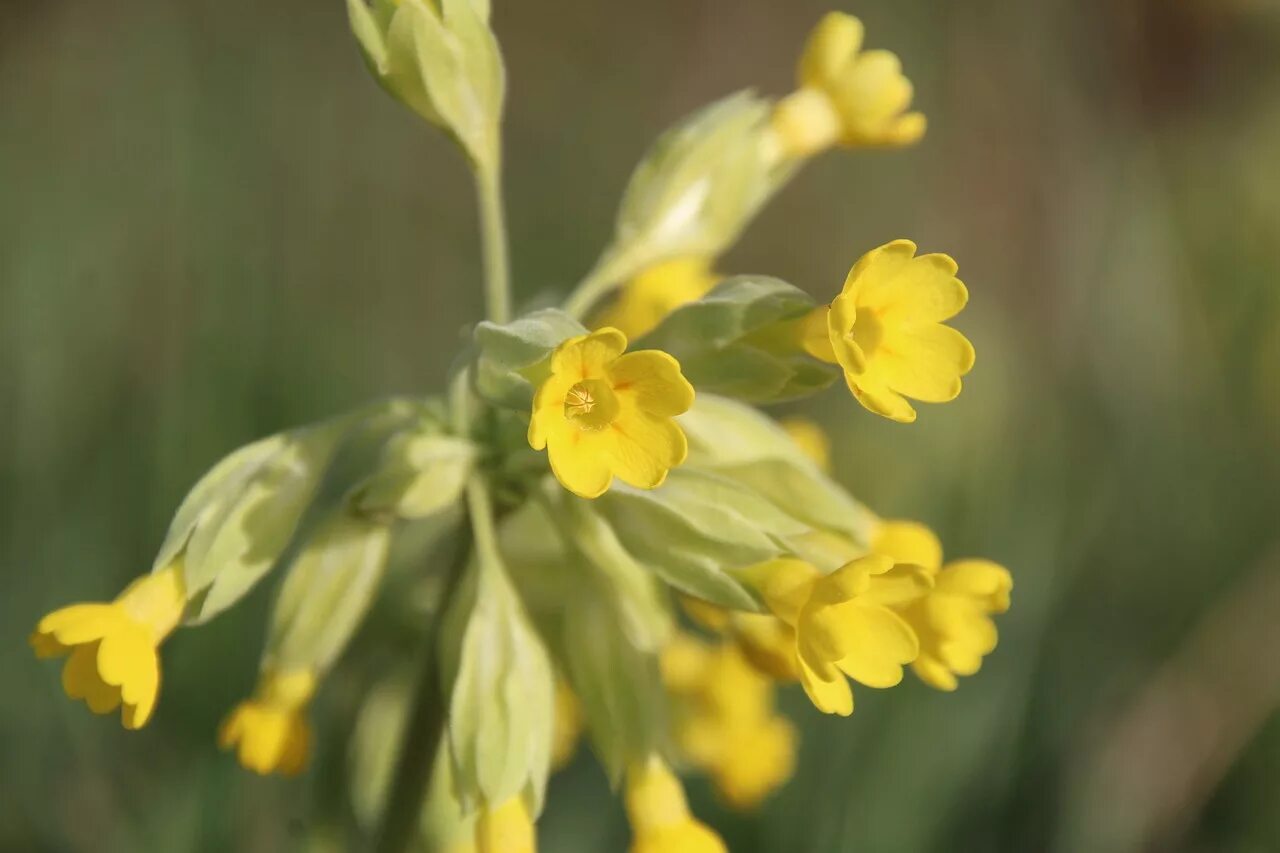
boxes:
[4,0,1280,850]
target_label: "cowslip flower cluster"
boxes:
[30,7,1013,852]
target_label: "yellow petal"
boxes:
[551,328,628,380]
[37,604,121,646]
[735,558,820,626]
[607,412,687,490]
[860,253,968,323]
[936,560,1013,612]
[798,654,852,716]
[62,644,121,714]
[875,324,975,402]
[545,428,614,498]
[609,350,695,418]
[872,519,943,573]
[476,798,536,853]
[798,12,863,89]
[844,366,917,422]
[841,240,917,304]
[833,605,918,688]
[911,653,959,692]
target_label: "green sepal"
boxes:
[472,309,588,409]
[639,275,838,402]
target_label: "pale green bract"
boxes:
[472,308,588,409]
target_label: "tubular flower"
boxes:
[741,555,931,716]
[528,327,695,498]
[678,596,799,681]
[475,798,537,853]
[593,257,719,340]
[780,416,831,472]
[771,12,925,158]
[803,240,975,423]
[219,669,316,776]
[665,639,797,810]
[29,564,186,729]
[896,559,1013,691]
[550,676,584,770]
[872,518,943,573]
[626,756,728,853]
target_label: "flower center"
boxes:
[846,306,885,359]
[563,379,619,430]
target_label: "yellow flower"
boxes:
[804,240,975,423]
[528,327,695,498]
[868,519,1012,690]
[666,640,797,810]
[219,669,316,776]
[550,677,584,770]
[772,12,926,157]
[897,559,1012,691]
[29,564,186,729]
[780,416,831,471]
[626,756,727,853]
[475,798,537,853]
[872,518,943,572]
[741,555,930,716]
[678,596,798,681]
[593,257,719,340]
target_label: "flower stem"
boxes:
[562,248,636,321]
[477,166,511,324]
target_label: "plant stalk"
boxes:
[476,166,511,325]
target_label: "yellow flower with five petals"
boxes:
[29,563,186,729]
[740,554,931,716]
[528,327,694,498]
[219,668,316,776]
[772,12,926,158]
[804,239,975,423]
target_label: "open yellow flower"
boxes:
[30,564,186,729]
[528,327,695,498]
[664,638,797,810]
[868,518,1012,690]
[593,257,719,340]
[476,798,537,853]
[741,555,930,716]
[626,756,727,853]
[219,669,316,776]
[772,12,926,158]
[804,239,975,423]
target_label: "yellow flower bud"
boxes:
[625,756,727,853]
[29,563,187,729]
[593,257,720,340]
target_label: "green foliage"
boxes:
[472,309,588,409]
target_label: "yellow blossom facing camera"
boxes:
[219,669,316,776]
[741,555,930,716]
[594,257,719,340]
[626,756,727,853]
[772,12,926,157]
[804,239,975,423]
[29,564,186,729]
[528,327,695,498]
[476,798,537,853]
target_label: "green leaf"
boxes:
[640,275,838,402]
[472,308,588,409]
[352,426,475,520]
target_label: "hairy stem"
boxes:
[477,167,511,325]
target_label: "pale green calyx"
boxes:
[347,0,505,172]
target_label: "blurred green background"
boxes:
[4,0,1280,850]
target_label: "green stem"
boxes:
[371,522,471,853]
[561,248,637,321]
[476,167,511,324]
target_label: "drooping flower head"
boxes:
[29,564,187,729]
[805,240,975,423]
[626,756,727,853]
[772,12,926,158]
[870,519,1012,690]
[219,668,316,776]
[741,555,931,716]
[528,327,694,498]
[594,257,720,340]
[475,798,537,853]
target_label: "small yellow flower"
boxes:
[665,640,797,810]
[804,240,975,423]
[29,564,186,729]
[528,327,695,498]
[772,12,926,158]
[219,669,316,776]
[475,798,537,853]
[741,555,930,716]
[779,416,831,471]
[897,559,1012,691]
[550,677,584,770]
[594,257,719,340]
[626,756,727,853]
[678,596,798,681]
[868,519,1012,690]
